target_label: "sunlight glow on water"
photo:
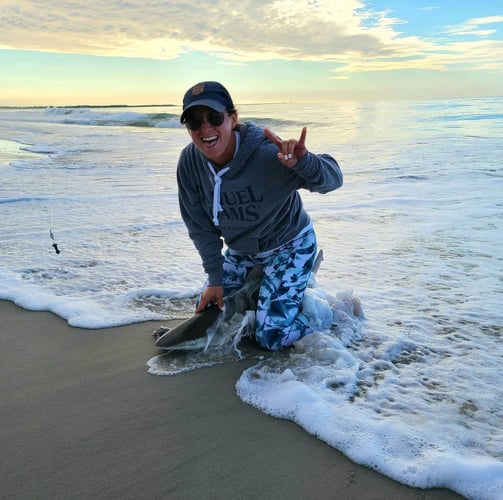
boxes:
[1,98,502,499]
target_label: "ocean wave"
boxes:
[441,112,503,122]
[0,196,50,204]
[43,106,183,128]
[241,115,319,129]
[20,144,60,155]
[41,107,315,129]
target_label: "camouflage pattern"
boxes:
[221,227,317,350]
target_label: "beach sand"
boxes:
[1,299,463,500]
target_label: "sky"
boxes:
[0,0,502,106]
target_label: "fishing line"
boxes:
[47,205,61,254]
[50,229,61,254]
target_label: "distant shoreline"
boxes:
[1,95,501,110]
[0,103,177,110]
[0,101,299,110]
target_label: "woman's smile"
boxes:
[188,106,237,167]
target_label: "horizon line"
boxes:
[2,94,502,110]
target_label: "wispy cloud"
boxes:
[445,15,503,37]
[0,0,502,78]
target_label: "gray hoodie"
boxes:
[177,121,343,285]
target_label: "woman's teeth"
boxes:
[202,136,218,144]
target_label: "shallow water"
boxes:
[1,98,502,499]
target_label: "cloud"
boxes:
[445,15,503,37]
[330,37,503,77]
[0,0,398,61]
[0,0,502,78]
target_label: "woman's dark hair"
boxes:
[227,108,240,131]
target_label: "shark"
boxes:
[153,251,324,351]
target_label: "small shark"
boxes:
[154,251,324,351]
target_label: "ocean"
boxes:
[1,97,502,499]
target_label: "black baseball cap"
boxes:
[180,81,234,123]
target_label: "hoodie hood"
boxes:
[223,122,270,178]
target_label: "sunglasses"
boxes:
[184,110,226,131]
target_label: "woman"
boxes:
[177,81,343,350]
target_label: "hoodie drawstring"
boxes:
[207,163,230,226]
[206,131,240,226]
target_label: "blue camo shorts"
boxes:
[221,227,317,350]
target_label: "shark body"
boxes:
[154,251,323,351]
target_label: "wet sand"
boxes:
[1,300,463,499]
[0,138,39,164]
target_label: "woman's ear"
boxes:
[231,112,238,129]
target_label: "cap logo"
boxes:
[192,83,205,96]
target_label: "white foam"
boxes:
[1,99,502,499]
[41,106,183,128]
